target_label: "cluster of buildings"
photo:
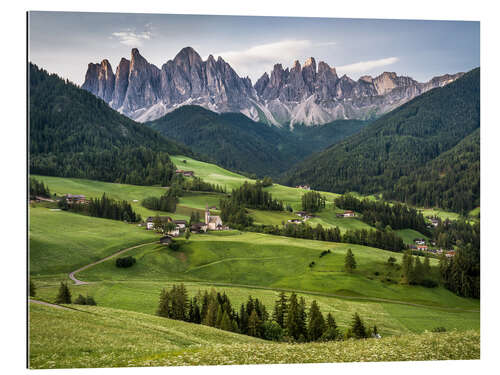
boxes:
[410,238,455,257]
[295,185,311,190]
[147,206,228,244]
[64,194,88,205]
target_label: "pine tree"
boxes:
[157,288,172,317]
[29,279,36,298]
[298,297,307,339]
[401,250,414,284]
[185,228,191,240]
[272,292,288,328]
[247,309,261,337]
[423,254,431,277]
[350,313,367,339]
[307,300,326,341]
[55,282,71,304]
[285,292,300,340]
[322,313,340,341]
[414,256,424,284]
[344,248,357,272]
[220,311,233,332]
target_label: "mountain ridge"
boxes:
[82,47,464,127]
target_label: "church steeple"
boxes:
[205,204,210,224]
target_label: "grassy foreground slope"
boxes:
[29,303,479,369]
[29,207,158,276]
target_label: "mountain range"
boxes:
[82,47,464,127]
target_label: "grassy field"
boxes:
[65,232,477,309]
[394,229,430,245]
[29,206,159,277]
[308,208,375,233]
[34,278,479,337]
[170,155,339,209]
[30,175,190,219]
[29,303,479,369]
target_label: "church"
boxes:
[205,205,224,230]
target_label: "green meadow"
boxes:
[29,303,479,369]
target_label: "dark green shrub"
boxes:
[116,256,136,268]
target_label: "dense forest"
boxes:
[157,284,375,341]
[226,181,284,211]
[29,63,189,185]
[146,105,367,177]
[29,177,51,199]
[282,68,480,214]
[386,128,480,214]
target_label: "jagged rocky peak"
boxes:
[81,46,466,126]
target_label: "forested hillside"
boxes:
[386,128,480,213]
[146,105,367,177]
[29,63,190,185]
[282,68,480,207]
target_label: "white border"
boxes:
[1,1,498,374]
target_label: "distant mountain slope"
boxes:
[29,63,191,185]
[386,128,480,214]
[282,68,480,201]
[146,105,367,177]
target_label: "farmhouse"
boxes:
[287,219,303,224]
[414,239,426,245]
[65,194,87,205]
[190,222,208,233]
[175,169,195,177]
[174,220,187,229]
[417,245,428,251]
[446,250,456,258]
[296,185,311,190]
[429,218,440,227]
[145,216,173,230]
[337,210,355,218]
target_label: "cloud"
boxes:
[213,40,335,81]
[111,24,154,47]
[337,57,399,75]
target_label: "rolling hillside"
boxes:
[29,63,191,185]
[282,68,480,210]
[147,105,367,177]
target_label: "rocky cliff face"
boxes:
[82,47,464,127]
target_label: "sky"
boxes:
[28,12,480,86]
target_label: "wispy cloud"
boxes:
[337,57,399,76]
[111,24,154,47]
[214,40,336,81]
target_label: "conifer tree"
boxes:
[298,297,308,339]
[55,282,71,304]
[344,248,357,272]
[220,311,233,332]
[272,292,288,328]
[247,309,261,337]
[285,292,300,340]
[401,250,414,284]
[322,313,340,341]
[29,279,36,298]
[423,255,431,276]
[307,300,326,341]
[414,256,424,284]
[350,313,367,339]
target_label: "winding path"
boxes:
[66,241,479,313]
[29,299,72,310]
[68,241,158,285]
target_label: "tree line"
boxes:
[228,181,284,211]
[29,177,51,199]
[62,193,141,223]
[236,222,405,253]
[157,284,378,342]
[335,194,429,235]
[301,191,326,212]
